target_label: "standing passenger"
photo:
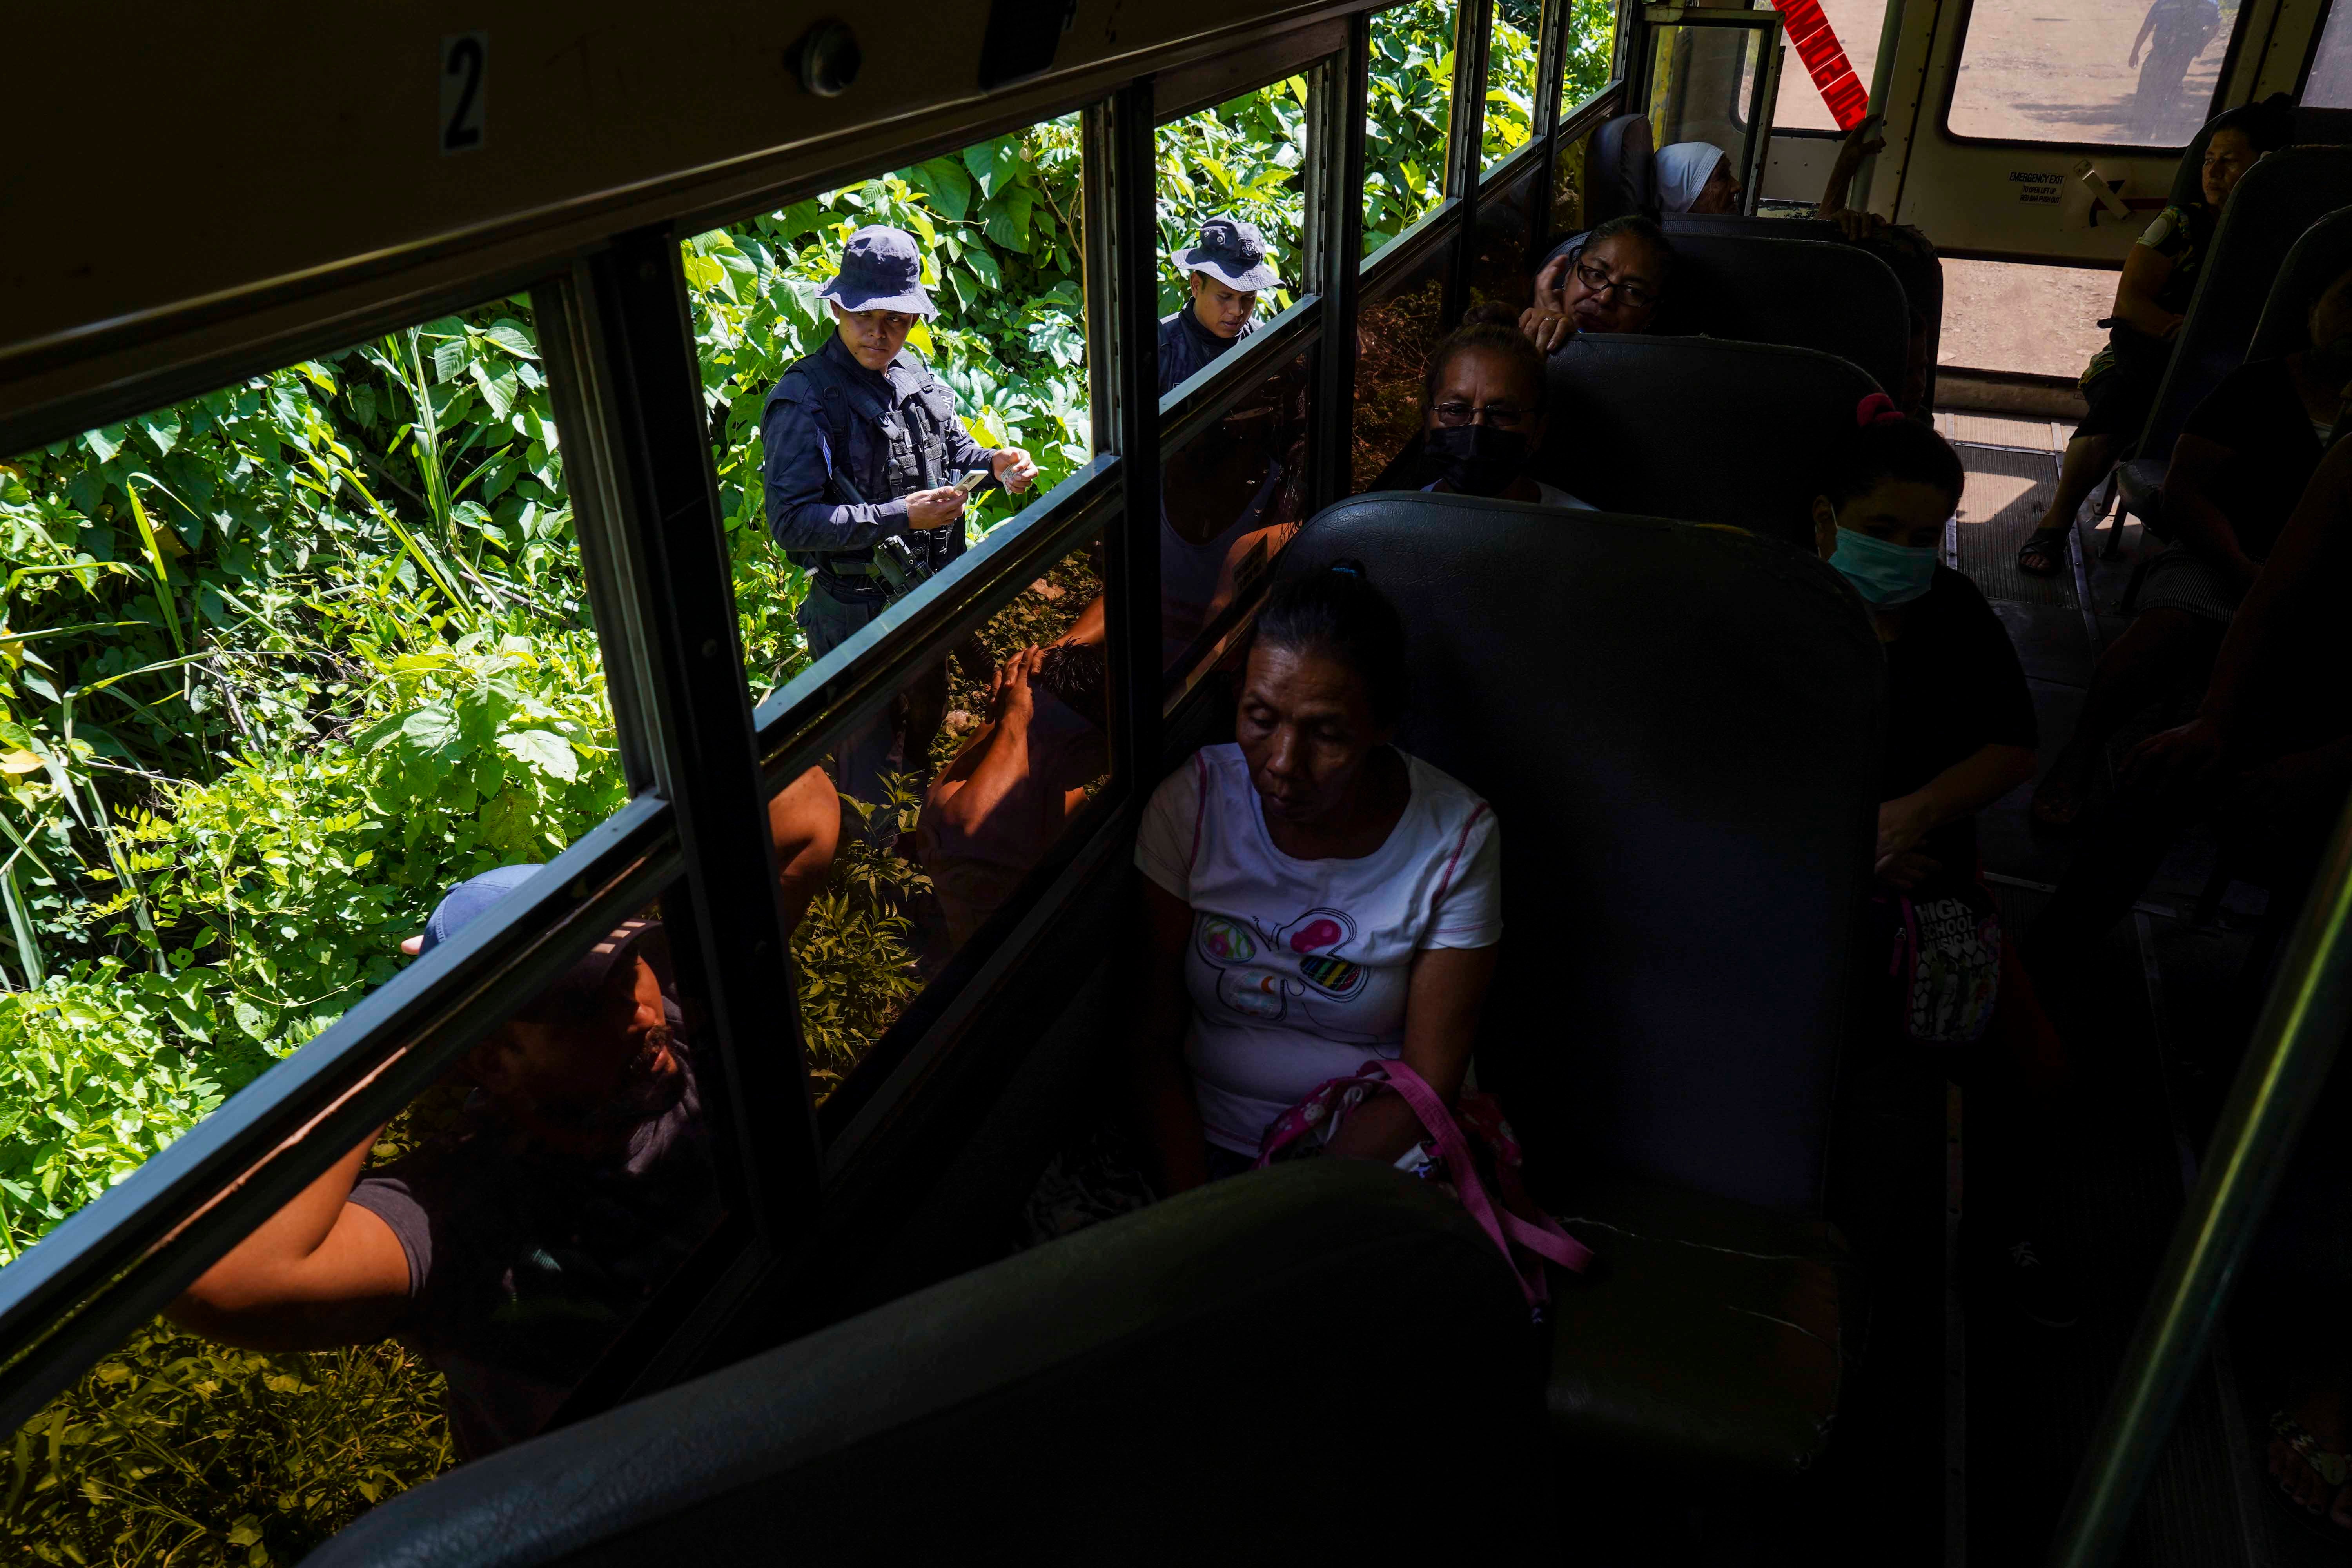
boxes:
[1158,218,1283,393]
[762,224,1040,806]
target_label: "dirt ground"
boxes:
[1940,257,2117,379]
[1946,0,2235,148]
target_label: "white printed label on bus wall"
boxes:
[441,33,488,154]
[2009,170,2062,207]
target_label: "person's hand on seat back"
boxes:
[1517,306,1576,353]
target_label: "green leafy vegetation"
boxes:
[2,18,1565,1557]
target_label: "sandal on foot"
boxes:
[2268,1410,2352,1541]
[2016,528,2069,578]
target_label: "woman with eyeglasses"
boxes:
[1519,215,1673,354]
[1420,305,1592,508]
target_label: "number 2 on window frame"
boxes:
[441,33,487,154]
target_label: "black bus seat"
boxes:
[1651,233,1910,398]
[305,1163,1544,1566]
[1662,214,1945,414]
[1273,495,1882,1475]
[2122,147,2352,492]
[2116,201,2352,535]
[1586,112,1656,227]
[1533,334,1881,549]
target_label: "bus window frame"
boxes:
[1932,0,2258,154]
[0,0,1617,1457]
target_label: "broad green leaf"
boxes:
[497,728,577,782]
[484,319,539,359]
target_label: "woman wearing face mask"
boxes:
[2031,262,2352,829]
[1819,396,2078,1326]
[1418,305,1592,507]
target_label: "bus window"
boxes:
[1767,0,1885,134]
[1643,11,1780,203]
[778,528,1107,1102]
[1366,0,1460,256]
[2305,0,2352,106]
[1560,0,1619,118]
[703,118,1090,706]
[1944,0,2236,148]
[1159,358,1314,683]
[1156,80,1308,335]
[1485,0,1545,169]
[1474,130,1549,308]
[4,876,725,1563]
[0,299,623,1263]
[1352,249,1453,490]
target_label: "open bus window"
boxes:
[701,116,1091,706]
[1351,248,1452,492]
[5,876,725,1560]
[1474,127,1550,310]
[1945,0,2236,148]
[1365,0,1459,256]
[1765,0,1884,134]
[1642,12,1779,207]
[778,528,1107,1103]
[1158,358,1314,687]
[1155,78,1308,337]
[1560,0,1619,120]
[1485,0,1545,169]
[0,298,623,1265]
[2305,0,2352,107]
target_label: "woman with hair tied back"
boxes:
[1418,304,1593,509]
[1123,564,1504,1192]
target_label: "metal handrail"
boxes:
[2049,789,2352,1566]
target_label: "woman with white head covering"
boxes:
[1655,141,1743,214]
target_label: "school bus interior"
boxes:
[8,0,2352,1563]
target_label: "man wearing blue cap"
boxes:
[1158,217,1283,394]
[762,224,1041,807]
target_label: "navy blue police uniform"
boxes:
[760,226,1005,806]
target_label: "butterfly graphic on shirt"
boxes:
[1195,907,1365,1024]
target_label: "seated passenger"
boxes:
[1159,217,1282,394]
[917,643,1108,946]
[2031,262,2352,829]
[1418,304,1593,508]
[1520,214,1672,352]
[2016,94,2293,577]
[1125,564,1501,1192]
[170,871,714,1459]
[1655,140,1742,216]
[1814,114,1947,418]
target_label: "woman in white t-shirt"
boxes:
[1128,564,1504,1191]
[1418,304,1594,511]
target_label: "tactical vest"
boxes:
[768,348,965,591]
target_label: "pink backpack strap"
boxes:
[1376,1061,1593,1301]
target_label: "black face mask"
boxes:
[1425,423,1529,498]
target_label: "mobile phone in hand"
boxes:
[952,468,995,498]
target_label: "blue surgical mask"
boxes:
[1826,517,1938,606]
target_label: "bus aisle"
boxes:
[1941,410,2294,1566]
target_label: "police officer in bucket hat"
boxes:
[1158,216,1284,394]
[762,224,1039,809]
